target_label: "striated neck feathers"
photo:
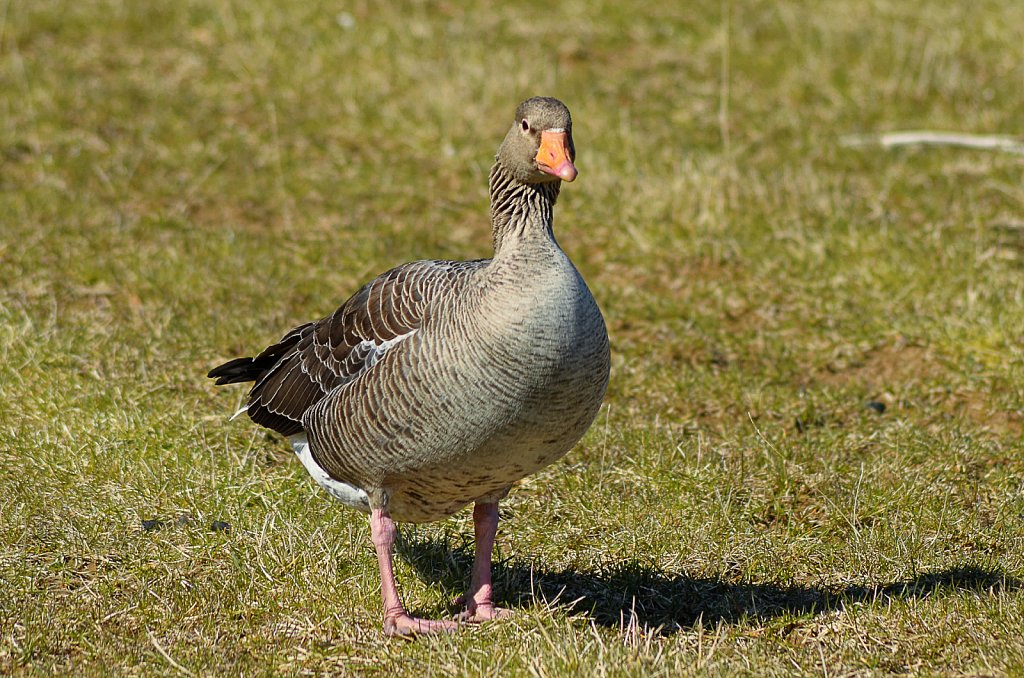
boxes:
[488,162,561,253]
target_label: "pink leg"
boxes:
[371,508,458,636]
[456,502,512,622]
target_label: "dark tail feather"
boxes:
[208,323,312,386]
[208,357,265,385]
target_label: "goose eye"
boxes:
[521,119,530,133]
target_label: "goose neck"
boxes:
[488,162,561,254]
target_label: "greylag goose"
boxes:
[208,97,610,636]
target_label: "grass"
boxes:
[2,0,1024,674]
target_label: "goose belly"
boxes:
[382,301,610,523]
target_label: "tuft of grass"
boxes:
[2,0,1024,674]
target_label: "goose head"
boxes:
[496,97,577,184]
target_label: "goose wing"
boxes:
[228,259,486,437]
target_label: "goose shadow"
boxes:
[397,532,1019,633]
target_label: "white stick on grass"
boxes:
[841,131,1024,155]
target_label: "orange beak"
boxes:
[535,130,577,182]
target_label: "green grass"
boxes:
[2,0,1024,674]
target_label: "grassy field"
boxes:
[3,0,1024,674]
